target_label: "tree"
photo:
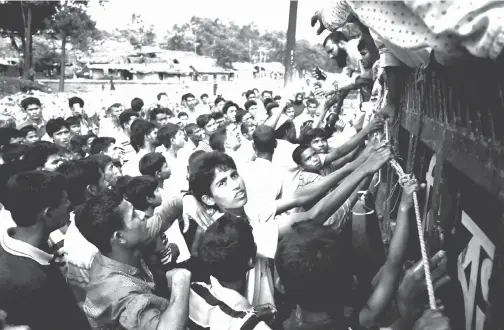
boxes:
[126,14,157,50]
[294,39,332,76]
[0,1,59,78]
[44,1,99,91]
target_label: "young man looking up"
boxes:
[18,97,46,138]
[187,148,391,308]
[76,190,191,330]
[195,114,218,152]
[0,171,90,330]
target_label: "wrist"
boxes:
[399,202,412,211]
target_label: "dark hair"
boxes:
[114,175,134,196]
[149,108,173,122]
[1,143,29,163]
[299,128,327,145]
[123,176,158,211]
[90,137,116,155]
[131,97,144,112]
[252,125,276,154]
[244,100,257,111]
[357,38,367,52]
[245,90,255,99]
[119,110,139,129]
[185,123,199,136]
[68,96,84,109]
[157,92,167,101]
[240,122,255,136]
[182,93,195,102]
[235,108,247,123]
[139,152,166,177]
[265,102,279,117]
[188,150,206,167]
[0,128,23,147]
[19,125,37,137]
[209,125,229,152]
[21,97,41,110]
[199,214,257,282]
[75,190,124,253]
[45,117,69,138]
[263,98,274,108]
[130,119,156,152]
[196,114,212,129]
[87,154,113,172]
[4,171,66,227]
[178,112,188,119]
[69,135,88,158]
[323,31,349,48]
[23,142,60,170]
[276,222,352,311]
[200,93,209,99]
[65,116,81,127]
[157,123,180,149]
[188,151,237,201]
[292,144,312,165]
[282,103,294,114]
[306,98,319,107]
[261,90,272,97]
[210,112,224,121]
[56,159,101,208]
[222,101,238,115]
[274,95,282,101]
[275,119,297,143]
[214,97,225,105]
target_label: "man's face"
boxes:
[300,147,323,172]
[159,95,170,108]
[179,115,189,128]
[324,39,341,59]
[45,191,70,231]
[284,106,295,120]
[24,130,39,145]
[226,124,241,150]
[52,127,70,148]
[43,154,64,172]
[105,143,123,162]
[216,101,225,112]
[116,199,151,248]
[248,105,258,118]
[104,162,122,186]
[205,168,247,211]
[244,123,257,141]
[158,161,171,180]
[262,92,272,100]
[125,116,139,133]
[25,104,42,121]
[84,137,96,154]
[111,106,123,118]
[226,106,238,123]
[71,104,83,115]
[204,118,218,136]
[201,96,209,105]
[310,136,329,154]
[146,128,159,146]
[307,103,318,116]
[247,94,256,101]
[148,186,164,207]
[186,97,197,109]
[155,113,169,127]
[242,112,255,125]
[359,48,372,69]
[172,129,187,149]
[69,124,81,136]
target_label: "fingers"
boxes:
[433,275,451,291]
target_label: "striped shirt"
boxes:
[189,277,272,330]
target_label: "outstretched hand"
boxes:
[399,178,425,209]
[362,144,392,174]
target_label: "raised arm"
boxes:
[276,146,391,235]
[358,178,422,328]
[324,117,383,165]
[157,269,191,330]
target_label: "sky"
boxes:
[87,0,331,45]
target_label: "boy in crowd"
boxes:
[178,112,189,128]
[19,125,39,145]
[139,152,172,186]
[149,108,172,127]
[223,101,239,123]
[187,148,390,307]
[76,190,191,330]
[18,97,46,138]
[0,171,90,330]
[46,117,71,149]
[90,137,123,165]
[23,141,65,171]
[122,119,158,176]
[189,215,273,330]
[66,116,83,136]
[196,114,218,152]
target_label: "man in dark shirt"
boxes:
[0,171,90,330]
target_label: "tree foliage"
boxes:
[121,14,157,50]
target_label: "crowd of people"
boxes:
[4,0,502,328]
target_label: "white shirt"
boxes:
[272,139,298,171]
[121,149,148,177]
[0,207,15,234]
[240,158,283,203]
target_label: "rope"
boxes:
[384,120,437,310]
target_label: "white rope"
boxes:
[384,120,437,310]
